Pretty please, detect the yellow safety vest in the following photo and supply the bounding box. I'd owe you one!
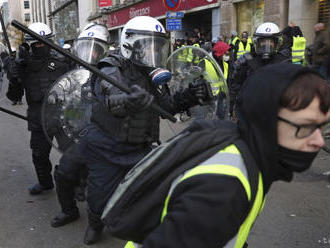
[291,36,306,64]
[229,36,239,47]
[187,43,201,63]
[177,45,188,62]
[237,38,253,59]
[203,58,228,96]
[125,144,265,248]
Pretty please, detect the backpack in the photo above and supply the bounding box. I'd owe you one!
[101,120,258,243]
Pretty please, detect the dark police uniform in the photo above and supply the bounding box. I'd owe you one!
[52,54,200,243]
[9,48,72,191]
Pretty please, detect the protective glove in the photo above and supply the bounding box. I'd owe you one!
[125,85,154,112]
[105,85,154,114]
[188,82,208,102]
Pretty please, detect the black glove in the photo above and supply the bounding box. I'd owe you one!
[188,82,208,102]
[125,85,154,112]
[105,93,127,116]
[105,85,153,114]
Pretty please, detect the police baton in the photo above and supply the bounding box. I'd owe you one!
[11,20,177,123]
[0,106,28,121]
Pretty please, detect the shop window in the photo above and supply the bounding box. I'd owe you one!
[319,0,330,23]
[236,0,264,36]
[24,1,30,9]
[25,13,31,22]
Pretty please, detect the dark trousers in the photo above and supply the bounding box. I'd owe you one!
[55,124,152,217]
[30,126,73,187]
[30,130,54,187]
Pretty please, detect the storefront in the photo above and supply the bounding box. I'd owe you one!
[102,0,220,43]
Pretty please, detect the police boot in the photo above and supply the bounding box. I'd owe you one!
[51,165,80,227]
[28,183,54,195]
[83,212,104,245]
[30,153,54,195]
[51,210,80,228]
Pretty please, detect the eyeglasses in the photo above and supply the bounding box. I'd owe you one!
[278,116,330,139]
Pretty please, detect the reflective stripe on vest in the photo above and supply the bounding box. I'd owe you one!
[204,58,227,96]
[292,36,306,63]
[237,38,252,59]
[160,144,265,248]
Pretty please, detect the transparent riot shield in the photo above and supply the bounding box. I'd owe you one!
[41,68,92,152]
[160,46,229,141]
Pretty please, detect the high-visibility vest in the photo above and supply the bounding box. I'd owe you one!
[204,58,228,96]
[125,144,265,248]
[186,43,200,64]
[177,45,188,62]
[237,38,253,59]
[291,36,306,64]
[229,36,239,47]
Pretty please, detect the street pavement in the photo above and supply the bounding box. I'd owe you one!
[0,76,330,248]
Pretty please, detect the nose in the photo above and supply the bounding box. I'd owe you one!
[309,129,325,148]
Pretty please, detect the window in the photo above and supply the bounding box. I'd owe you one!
[24,1,30,9]
[24,13,30,22]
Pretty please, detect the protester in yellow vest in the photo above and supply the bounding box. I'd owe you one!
[112,64,330,248]
[237,31,253,59]
[212,41,231,119]
[228,30,240,61]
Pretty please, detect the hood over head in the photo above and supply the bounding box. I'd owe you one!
[236,63,321,193]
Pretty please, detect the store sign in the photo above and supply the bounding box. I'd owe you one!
[166,18,182,31]
[99,0,112,8]
[106,0,218,28]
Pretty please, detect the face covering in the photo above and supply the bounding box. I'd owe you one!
[278,145,318,172]
[223,55,230,62]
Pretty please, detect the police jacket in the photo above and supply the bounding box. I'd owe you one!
[14,49,72,130]
[229,51,290,103]
[123,64,312,248]
[91,55,198,144]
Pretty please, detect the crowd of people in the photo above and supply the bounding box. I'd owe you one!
[173,21,330,119]
[0,16,330,248]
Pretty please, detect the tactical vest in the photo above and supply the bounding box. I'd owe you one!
[291,36,306,64]
[23,55,70,105]
[237,38,253,59]
[125,144,265,248]
[91,56,160,144]
[21,54,70,130]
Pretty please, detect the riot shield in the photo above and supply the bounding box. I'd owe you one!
[160,46,229,141]
[41,68,92,152]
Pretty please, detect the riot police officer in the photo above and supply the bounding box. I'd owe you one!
[50,16,208,245]
[7,22,73,195]
[229,22,291,117]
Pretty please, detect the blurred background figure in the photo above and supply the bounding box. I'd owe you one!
[312,23,330,80]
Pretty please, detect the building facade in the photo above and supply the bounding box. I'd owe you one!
[5,0,32,49]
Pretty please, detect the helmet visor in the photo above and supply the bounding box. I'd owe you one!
[130,34,170,68]
[73,39,109,65]
[255,38,275,55]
